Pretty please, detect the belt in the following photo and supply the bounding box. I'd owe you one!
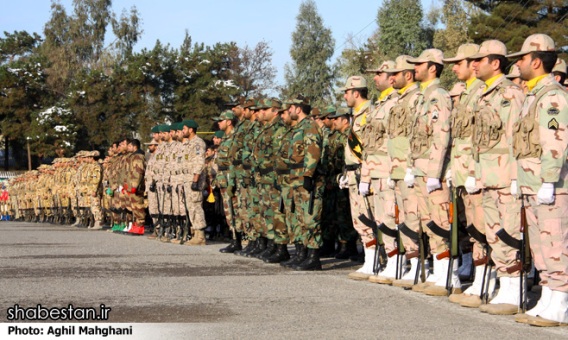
[242,164,252,170]
[232,160,242,166]
[259,167,274,175]
[289,164,304,170]
[275,169,290,175]
[345,164,361,171]
[218,165,229,171]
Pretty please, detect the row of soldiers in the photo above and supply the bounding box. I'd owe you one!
[209,33,567,327]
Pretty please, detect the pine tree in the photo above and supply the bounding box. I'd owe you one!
[283,0,336,106]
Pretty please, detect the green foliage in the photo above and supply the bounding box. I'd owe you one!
[284,0,336,107]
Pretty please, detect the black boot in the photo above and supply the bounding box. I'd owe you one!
[319,238,336,258]
[247,237,267,258]
[235,239,256,256]
[293,248,322,271]
[335,240,358,259]
[281,243,307,268]
[220,232,242,253]
[264,243,291,263]
[258,239,276,260]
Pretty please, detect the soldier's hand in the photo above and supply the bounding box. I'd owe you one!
[149,182,156,192]
[191,181,200,191]
[510,180,518,197]
[166,185,172,193]
[338,175,349,189]
[426,178,441,194]
[537,182,555,205]
[445,169,452,188]
[175,185,179,194]
[358,182,370,196]
[404,169,415,188]
[465,176,480,194]
[387,177,395,189]
[303,176,314,192]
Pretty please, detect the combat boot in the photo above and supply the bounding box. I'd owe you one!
[319,238,336,258]
[335,240,357,260]
[264,243,290,263]
[186,229,206,246]
[525,289,568,327]
[480,276,523,315]
[248,237,267,258]
[348,247,375,280]
[258,239,276,260]
[91,220,103,230]
[220,232,242,253]
[234,239,256,256]
[292,248,322,271]
[281,243,306,268]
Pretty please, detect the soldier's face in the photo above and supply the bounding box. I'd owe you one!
[243,108,252,119]
[323,117,333,129]
[343,90,356,107]
[516,53,535,81]
[152,132,159,141]
[232,105,243,117]
[472,57,495,81]
[281,110,292,125]
[452,59,473,81]
[373,72,390,91]
[413,62,428,82]
[391,72,405,89]
[218,120,227,131]
[289,105,300,121]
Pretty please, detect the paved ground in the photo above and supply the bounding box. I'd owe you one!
[0,222,566,339]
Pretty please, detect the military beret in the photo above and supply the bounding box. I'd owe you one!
[182,120,198,129]
[159,124,171,133]
[214,131,225,138]
[150,125,160,133]
[171,122,183,131]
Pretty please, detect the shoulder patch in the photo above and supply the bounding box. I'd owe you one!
[432,110,439,120]
[501,99,510,107]
[547,107,559,116]
[548,118,559,130]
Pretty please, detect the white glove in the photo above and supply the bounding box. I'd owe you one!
[339,175,349,189]
[387,177,395,189]
[445,169,452,188]
[537,182,555,205]
[117,185,123,193]
[358,182,370,196]
[510,180,518,197]
[426,177,442,193]
[465,176,480,194]
[404,168,415,188]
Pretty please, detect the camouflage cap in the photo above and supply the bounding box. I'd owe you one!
[144,139,159,146]
[505,64,521,79]
[366,60,396,73]
[38,164,49,170]
[242,98,255,109]
[552,58,567,74]
[320,105,337,118]
[266,98,283,110]
[443,43,480,63]
[338,76,367,92]
[507,34,556,58]
[407,49,444,65]
[310,107,321,118]
[468,40,507,59]
[449,82,466,97]
[90,150,100,157]
[212,110,236,121]
[384,55,415,73]
[214,130,225,138]
[327,107,351,119]
[285,94,311,106]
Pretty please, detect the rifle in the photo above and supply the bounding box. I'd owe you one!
[394,198,406,280]
[519,196,531,312]
[359,194,387,274]
[181,185,191,243]
[445,186,460,294]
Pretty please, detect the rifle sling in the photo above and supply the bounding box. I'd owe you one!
[496,228,522,250]
[426,220,451,239]
[466,224,487,245]
[398,223,419,241]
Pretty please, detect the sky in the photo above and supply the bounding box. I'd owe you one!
[1,0,437,85]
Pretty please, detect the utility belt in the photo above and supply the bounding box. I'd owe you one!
[218,165,229,171]
[289,164,304,170]
[232,160,242,166]
[259,167,274,175]
[345,164,361,171]
[275,169,290,175]
[242,164,252,170]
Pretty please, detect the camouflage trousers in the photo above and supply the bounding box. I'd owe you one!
[219,188,240,237]
[171,184,184,217]
[182,182,206,230]
[347,170,374,245]
[415,176,450,255]
[370,178,397,253]
[321,186,356,244]
[160,184,174,216]
[90,195,102,221]
[147,188,160,221]
[235,184,252,238]
[127,193,145,224]
[394,179,420,254]
[258,183,282,240]
[525,194,568,292]
[483,187,521,277]
[248,184,262,239]
[460,189,486,261]
[289,182,323,249]
[275,178,293,245]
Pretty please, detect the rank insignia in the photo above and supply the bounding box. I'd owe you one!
[547,107,559,116]
[430,98,438,105]
[548,118,559,130]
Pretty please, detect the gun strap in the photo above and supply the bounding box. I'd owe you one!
[378,223,398,238]
[398,223,419,241]
[426,220,451,239]
[496,228,521,250]
[465,224,487,245]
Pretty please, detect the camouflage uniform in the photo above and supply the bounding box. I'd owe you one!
[241,118,262,241]
[182,134,207,231]
[126,149,146,227]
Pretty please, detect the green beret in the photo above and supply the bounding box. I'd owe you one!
[171,122,183,131]
[182,119,198,129]
[160,124,171,133]
[214,130,225,138]
[150,125,160,133]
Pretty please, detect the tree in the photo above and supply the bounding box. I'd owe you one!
[283,0,336,106]
[372,0,432,59]
[231,41,277,98]
[466,0,568,56]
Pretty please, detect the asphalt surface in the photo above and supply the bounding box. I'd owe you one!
[0,221,566,339]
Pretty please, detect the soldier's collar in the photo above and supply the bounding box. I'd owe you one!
[525,73,549,92]
[465,77,477,90]
[378,87,395,101]
[483,74,503,92]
